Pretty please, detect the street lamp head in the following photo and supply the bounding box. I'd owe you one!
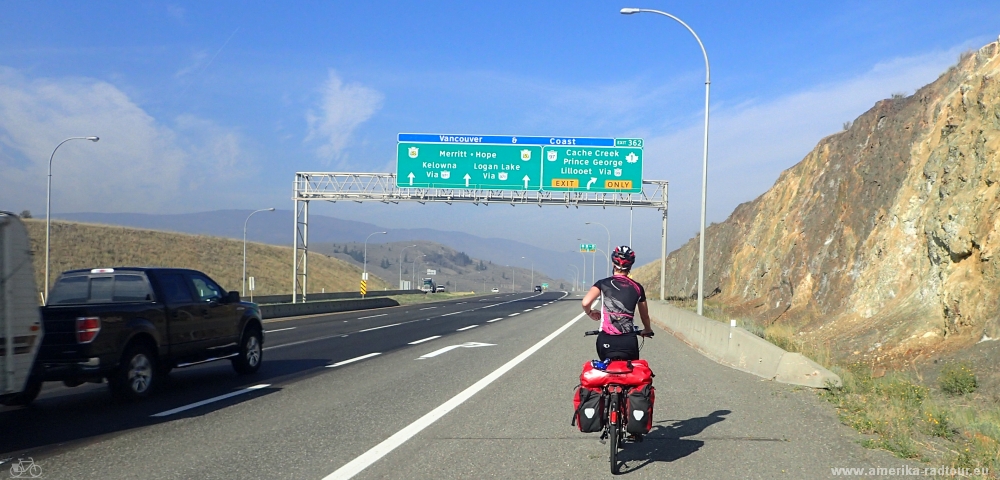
[620,8,641,14]
[266,207,275,211]
[87,136,99,142]
[379,231,387,235]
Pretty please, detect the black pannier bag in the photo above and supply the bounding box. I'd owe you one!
[572,385,605,433]
[625,383,655,434]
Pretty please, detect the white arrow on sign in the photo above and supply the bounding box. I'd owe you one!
[407,172,415,186]
[586,177,597,190]
[522,175,530,189]
[463,173,471,187]
[417,341,495,359]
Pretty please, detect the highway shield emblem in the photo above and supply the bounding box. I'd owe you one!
[520,149,532,161]
[547,150,558,161]
[440,171,451,180]
[498,172,508,181]
[408,147,419,158]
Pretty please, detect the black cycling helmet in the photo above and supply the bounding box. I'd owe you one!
[611,245,636,270]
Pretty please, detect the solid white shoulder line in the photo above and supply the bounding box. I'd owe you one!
[321,312,585,480]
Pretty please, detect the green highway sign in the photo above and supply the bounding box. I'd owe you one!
[580,243,596,252]
[396,143,542,190]
[541,283,549,288]
[542,146,642,193]
[395,134,643,192]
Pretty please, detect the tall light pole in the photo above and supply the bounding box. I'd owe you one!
[520,256,534,289]
[586,221,611,277]
[411,254,426,288]
[577,239,588,290]
[362,231,387,297]
[45,136,99,303]
[568,264,580,291]
[621,7,711,315]
[596,248,610,281]
[243,207,275,296]
[399,244,417,289]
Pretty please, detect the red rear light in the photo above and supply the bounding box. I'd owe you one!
[77,317,101,343]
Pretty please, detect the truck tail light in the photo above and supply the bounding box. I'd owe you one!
[76,317,101,343]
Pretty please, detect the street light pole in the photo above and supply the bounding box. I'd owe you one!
[520,256,533,289]
[621,7,711,315]
[586,222,611,277]
[568,264,580,291]
[399,244,417,289]
[362,231,387,297]
[411,254,426,288]
[44,136,99,303]
[243,207,275,296]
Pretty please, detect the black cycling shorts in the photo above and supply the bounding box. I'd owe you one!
[596,331,640,361]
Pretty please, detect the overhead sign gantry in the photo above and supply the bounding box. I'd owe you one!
[293,133,667,304]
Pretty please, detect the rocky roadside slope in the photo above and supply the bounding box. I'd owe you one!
[635,40,1000,371]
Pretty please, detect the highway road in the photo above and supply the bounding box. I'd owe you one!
[1,291,909,479]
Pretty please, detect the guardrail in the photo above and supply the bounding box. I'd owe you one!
[252,289,422,305]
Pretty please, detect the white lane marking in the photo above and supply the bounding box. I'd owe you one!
[152,384,270,417]
[417,341,495,359]
[523,309,532,312]
[456,325,478,331]
[533,306,541,309]
[486,318,503,323]
[327,352,381,368]
[419,306,437,310]
[264,327,296,333]
[508,313,520,317]
[441,311,461,317]
[408,336,441,345]
[357,313,388,320]
[457,302,466,304]
[324,313,584,479]
[358,322,402,333]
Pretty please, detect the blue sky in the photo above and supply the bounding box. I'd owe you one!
[2,1,999,267]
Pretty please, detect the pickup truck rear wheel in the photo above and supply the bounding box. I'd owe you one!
[232,325,262,375]
[109,343,157,401]
[0,377,42,407]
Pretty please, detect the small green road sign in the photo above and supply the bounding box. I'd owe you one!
[580,243,596,252]
[541,283,549,288]
[397,143,543,190]
[541,146,642,193]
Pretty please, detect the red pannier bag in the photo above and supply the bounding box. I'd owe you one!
[580,359,653,389]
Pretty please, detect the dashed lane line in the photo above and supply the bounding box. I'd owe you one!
[358,323,403,333]
[264,327,296,333]
[408,336,441,345]
[327,352,382,368]
[357,313,388,320]
[456,325,478,331]
[486,318,503,323]
[151,384,270,417]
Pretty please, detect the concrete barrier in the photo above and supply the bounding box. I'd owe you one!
[646,301,841,388]
[252,290,422,305]
[259,297,399,319]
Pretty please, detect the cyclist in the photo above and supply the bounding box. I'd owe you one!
[581,245,653,361]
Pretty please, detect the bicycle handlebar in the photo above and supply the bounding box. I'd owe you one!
[584,329,654,338]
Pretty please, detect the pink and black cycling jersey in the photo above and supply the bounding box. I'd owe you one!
[593,275,646,335]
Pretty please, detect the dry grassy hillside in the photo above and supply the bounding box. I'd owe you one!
[23,219,389,298]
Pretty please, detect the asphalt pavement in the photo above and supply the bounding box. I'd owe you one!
[0,291,911,479]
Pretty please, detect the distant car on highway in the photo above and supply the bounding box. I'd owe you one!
[534,285,543,292]
[29,267,264,404]
[434,285,446,293]
[491,287,499,293]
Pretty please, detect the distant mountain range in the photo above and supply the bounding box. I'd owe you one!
[55,210,600,284]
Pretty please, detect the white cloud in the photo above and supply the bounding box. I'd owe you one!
[641,45,969,250]
[0,67,248,214]
[305,70,384,163]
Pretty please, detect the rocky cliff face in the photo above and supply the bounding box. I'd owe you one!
[637,41,1000,364]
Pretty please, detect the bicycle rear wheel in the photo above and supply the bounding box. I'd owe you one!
[609,395,620,474]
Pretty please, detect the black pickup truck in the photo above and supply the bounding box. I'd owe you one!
[23,267,263,404]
